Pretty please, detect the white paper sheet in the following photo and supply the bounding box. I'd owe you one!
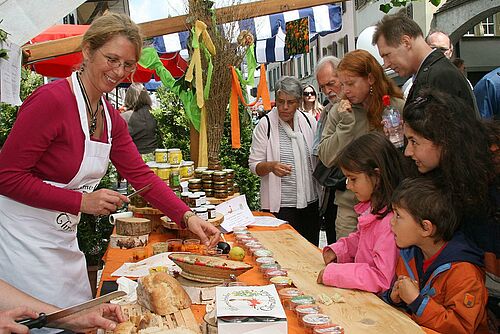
[248,216,287,227]
[216,195,255,233]
[0,39,22,106]
[111,252,182,277]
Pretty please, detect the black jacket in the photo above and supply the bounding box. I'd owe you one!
[407,50,479,118]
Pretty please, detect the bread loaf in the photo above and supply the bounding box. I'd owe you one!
[113,321,137,334]
[137,272,192,315]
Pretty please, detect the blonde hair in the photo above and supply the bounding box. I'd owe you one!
[82,12,143,61]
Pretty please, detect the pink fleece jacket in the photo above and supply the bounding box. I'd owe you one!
[322,201,398,293]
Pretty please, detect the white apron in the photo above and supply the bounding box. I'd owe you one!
[0,72,112,308]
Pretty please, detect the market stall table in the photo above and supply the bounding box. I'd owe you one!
[97,213,432,334]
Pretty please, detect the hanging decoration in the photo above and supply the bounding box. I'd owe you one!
[229,63,271,148]
[185,20,216,167]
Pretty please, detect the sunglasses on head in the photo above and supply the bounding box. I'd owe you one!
[303,91,316,97]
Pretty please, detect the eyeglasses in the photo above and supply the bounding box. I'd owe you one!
[98,49,137,73]
[303,91,316,97]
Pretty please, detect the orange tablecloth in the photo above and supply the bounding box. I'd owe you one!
[98,213,436,334]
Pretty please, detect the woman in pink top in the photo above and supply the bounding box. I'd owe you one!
[0,13,219,314]
[317,132,408,293]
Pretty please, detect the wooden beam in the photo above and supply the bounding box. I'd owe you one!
[23,0,340,63]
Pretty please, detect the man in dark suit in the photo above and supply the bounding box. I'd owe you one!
[372,13,479,118]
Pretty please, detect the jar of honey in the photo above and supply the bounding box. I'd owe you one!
[155,149,168,163]
[188,194,200,208]
[194,167,207,178]
[222,168,234,180]
[213,182,227,190]
[213,189,227,199]
[180,161,194,178]
[156,163,171,180]
[188,178,203,192]
[168,148,183,165]
[146,161,158,175]
[180,191,191,205]
[205,204,216,219]
[194,191,206,205]
[212,171,227,182]
[202,170,214,181]
[194,207,208,220]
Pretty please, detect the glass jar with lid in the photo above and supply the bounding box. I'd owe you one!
[157,163,171,181]
[188,178,203,192]
[155,148,168,163]
[213,189,227,199]
[180,161,195,178]
[222,168,234,180]
[202,170,214,181]
[167,148,183,165]
[212,170,227,182]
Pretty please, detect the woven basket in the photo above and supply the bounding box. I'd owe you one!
[168,253,252,280]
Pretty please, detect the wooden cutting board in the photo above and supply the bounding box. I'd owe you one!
[252,229,424,334]
[111,303,201,334]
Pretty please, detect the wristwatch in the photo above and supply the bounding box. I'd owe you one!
[180,211,196,229]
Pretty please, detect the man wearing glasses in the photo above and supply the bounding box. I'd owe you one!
[373,13,479,118]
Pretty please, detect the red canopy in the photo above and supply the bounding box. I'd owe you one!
[29,24,187,82]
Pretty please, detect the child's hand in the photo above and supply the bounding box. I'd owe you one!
[396,276,419,304]
[323,248,337,264]
[317,269,325,284]
[390,282,402,304]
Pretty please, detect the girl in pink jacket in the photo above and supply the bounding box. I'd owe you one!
[317,132,408,293]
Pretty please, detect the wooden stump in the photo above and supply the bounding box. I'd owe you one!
[116,217,152,236]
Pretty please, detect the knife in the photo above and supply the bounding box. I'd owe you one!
[127,183,153,200]
[17,290,126,329]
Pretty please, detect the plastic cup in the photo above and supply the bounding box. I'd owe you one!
[184,238,201,253]
[167,238,183,252]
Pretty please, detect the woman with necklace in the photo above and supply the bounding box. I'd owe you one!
[0,13,220,318]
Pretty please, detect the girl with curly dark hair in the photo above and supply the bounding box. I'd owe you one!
[403,90,499,322]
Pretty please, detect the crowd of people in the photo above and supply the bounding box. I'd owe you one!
[249,12,498,334]
[0,9,497,334]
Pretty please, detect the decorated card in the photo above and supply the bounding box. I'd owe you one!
[216,285,286,318]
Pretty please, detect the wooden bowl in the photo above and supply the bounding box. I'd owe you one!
[168,253,252,280]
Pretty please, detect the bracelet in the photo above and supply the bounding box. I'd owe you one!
[180,211,196,229]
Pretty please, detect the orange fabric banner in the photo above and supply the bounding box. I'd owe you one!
[229,64,271,148]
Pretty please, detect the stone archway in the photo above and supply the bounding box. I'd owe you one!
[432,0,500,43]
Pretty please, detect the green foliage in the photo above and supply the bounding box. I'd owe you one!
[153,86,261,210]
[0,68,43,146]
[77,165,117,267]
[379,0,441,13]
[152,86,192,160]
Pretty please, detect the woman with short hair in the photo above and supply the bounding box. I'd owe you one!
[249,76,320,245]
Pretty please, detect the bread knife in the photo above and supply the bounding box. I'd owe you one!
[17,290,126,329]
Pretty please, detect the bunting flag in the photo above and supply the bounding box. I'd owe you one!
[230,64,271,148]
[153,4,342,64]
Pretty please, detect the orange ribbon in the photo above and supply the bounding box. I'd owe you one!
[229,64,271,148]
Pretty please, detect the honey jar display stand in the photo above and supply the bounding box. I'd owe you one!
[205,192,240,205]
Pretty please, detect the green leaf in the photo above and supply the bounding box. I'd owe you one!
[430,0,441,6]
[380,3,393,13]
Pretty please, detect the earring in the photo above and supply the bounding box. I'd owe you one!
[369,85,373,95]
